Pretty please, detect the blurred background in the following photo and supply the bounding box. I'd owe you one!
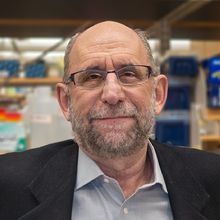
[1,0,220,154]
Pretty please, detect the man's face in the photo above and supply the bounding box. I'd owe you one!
[57,22,167,159]
[69,88,156,159]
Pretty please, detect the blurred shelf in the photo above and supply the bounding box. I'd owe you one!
[0,77,62,86]
[200,134,220,142]
[0,94,26,102]
[0,151,8,155]
[0,94,26,107]
[203,108,220,121]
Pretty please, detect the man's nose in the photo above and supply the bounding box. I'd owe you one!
[100,73,126,105]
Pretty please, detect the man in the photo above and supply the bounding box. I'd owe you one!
[0,21,220,220]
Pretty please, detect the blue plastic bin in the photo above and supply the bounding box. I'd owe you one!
[164,86,191,110]
[155,119,189,146]
[161,56,198,77]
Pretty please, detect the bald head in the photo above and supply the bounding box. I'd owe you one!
[75,21,141,47]
[63,21,157,82]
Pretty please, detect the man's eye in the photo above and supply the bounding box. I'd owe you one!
[118,67,145,84]
[119,70,140,80]
[121,71,137,77]
[86,72,102,80]
[88,73,102,80]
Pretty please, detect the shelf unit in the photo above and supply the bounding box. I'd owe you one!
[200,134,220,142]
[0,94,26,102]
[203,108,220,121]
[191,67,220,152]
[0,77,62,86]
[0,77,64,153]
[0,94,26,107]
[200,108,220,151]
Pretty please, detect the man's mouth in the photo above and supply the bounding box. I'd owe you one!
[91,116,135,126]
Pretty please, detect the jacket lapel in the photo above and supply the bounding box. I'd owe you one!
[18,141,78,220]
[152,140,210,220]
[17,138,210,220]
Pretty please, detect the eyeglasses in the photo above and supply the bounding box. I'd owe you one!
[64,65,155,89]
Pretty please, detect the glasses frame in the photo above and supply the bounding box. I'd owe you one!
[64,64,155,87]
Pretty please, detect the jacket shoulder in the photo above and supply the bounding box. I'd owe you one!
[0,139,75,185]
[152,139,220,182]
[0,139,77,219]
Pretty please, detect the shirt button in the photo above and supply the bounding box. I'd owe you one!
[104,178,109,183]
[123,207,128,215]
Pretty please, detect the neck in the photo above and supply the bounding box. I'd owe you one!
[89,146,153,199]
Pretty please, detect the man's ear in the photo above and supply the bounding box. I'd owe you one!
[154,75,168,115]
[56,83,70,121]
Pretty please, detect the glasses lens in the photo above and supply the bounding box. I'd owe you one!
[69,65,152,88]
[118,65,150,85]
[74,69,104,88]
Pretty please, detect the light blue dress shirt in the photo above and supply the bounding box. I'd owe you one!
[72,141,173,219]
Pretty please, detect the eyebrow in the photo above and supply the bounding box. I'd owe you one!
[84,65,103,70]
[116,63,134,69]
[85,62,135,70]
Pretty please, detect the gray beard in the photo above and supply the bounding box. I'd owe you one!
[69,96,156,159]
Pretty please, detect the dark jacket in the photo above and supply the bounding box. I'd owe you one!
[0,139,220,220]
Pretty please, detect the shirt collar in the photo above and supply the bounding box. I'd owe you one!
[76,141,168,193]
[148,140,168,193]
[75,148,103,190]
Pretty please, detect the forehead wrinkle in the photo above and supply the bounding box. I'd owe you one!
[69,26,148,72]
[76,41,138,58]
[72,42,146,67]
[70,52,144,72]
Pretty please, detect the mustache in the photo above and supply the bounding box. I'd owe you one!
[88,102,138,121]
